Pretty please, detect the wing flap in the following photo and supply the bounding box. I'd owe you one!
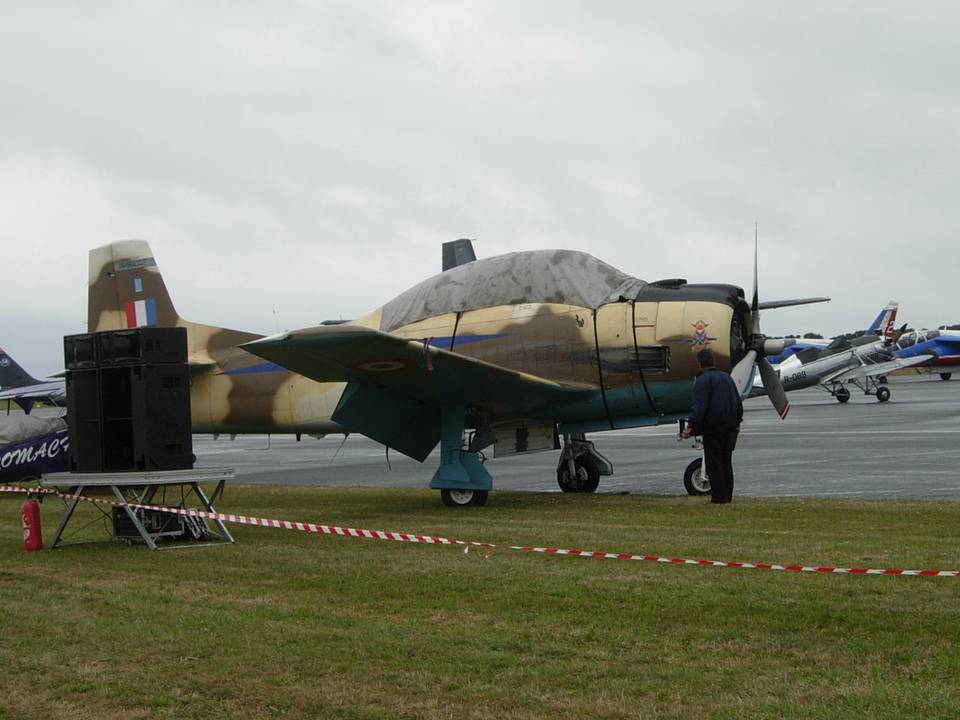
[333,382,440,461]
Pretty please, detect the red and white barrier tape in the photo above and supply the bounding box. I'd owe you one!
[2,485,958,577]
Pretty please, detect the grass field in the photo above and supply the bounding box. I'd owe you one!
[2,486,959,719]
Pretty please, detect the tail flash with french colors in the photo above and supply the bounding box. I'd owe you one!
[88,240,182,333]
[865,301,898,338]
[87,240,261,363]
[881,303,898,340]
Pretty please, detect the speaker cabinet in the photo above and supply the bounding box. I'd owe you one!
[65,328,192,473]
[98,364,192,471]
[67,369,103,472]
[64,334,98,370]
[98,327,187,366]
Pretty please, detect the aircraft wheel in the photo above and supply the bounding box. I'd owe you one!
[835,387,851,403]
[557,457,600,493]
[683,458,710,496]
[440,489,488,507]
[876,386,891,402]
[941,373,952,381]
[878,376,888,384]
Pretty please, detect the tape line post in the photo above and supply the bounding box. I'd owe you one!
[2,485,958,577]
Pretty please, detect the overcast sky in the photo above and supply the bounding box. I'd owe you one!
[2,2,958,376]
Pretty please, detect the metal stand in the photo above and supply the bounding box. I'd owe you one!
[40,468,235,550]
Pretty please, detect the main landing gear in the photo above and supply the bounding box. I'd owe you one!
[556,433,613,493]
[824,377,890,403]
[941,372,952,381]
[440,488,488,507]
[430,404,492,508]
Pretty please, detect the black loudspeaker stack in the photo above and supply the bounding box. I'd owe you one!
[65,328,193,472]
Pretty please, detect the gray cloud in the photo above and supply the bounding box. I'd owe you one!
[2,1,958,374]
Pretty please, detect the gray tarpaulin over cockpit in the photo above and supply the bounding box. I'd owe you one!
[380,249,648,332]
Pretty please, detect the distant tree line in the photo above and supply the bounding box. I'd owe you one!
[775,323,960,341]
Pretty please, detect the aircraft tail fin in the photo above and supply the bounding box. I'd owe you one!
[88,240,184,333]
[0,347,44,389]
[88,240,260,361]
[866,301,898,337]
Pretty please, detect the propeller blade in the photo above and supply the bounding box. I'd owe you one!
[758,356,790,419]
[730,349,758,396]
[758,297,830,310]
[751,227,761,335]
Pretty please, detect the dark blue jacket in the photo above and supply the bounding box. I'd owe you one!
[688,367,743,436]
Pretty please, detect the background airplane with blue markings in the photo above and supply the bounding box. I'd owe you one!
[750,303,927,403]
[765,301,899,364]
[0,346,66,414]
[890,328,960,381]
[90,239,826,506]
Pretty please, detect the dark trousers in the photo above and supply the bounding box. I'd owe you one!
[703,428,738,503]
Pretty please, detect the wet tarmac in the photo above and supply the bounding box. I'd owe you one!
[190,374,960,500]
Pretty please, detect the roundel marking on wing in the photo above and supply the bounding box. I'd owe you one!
[350,359,417,373]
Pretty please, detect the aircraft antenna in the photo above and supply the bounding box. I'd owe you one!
[328,434,349,466]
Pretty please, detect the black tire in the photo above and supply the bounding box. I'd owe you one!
[876,385,890,402]
[878,376,888,384]
[941,373,952,381]
[835,387,851,403]
[556,456,601,493]
[683,458,710,496]
[440,489,488,507]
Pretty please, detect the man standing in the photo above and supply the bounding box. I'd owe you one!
[680,349,743,504]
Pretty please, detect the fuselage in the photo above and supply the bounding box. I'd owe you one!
[186,293,746,435]
[89,241,750,438]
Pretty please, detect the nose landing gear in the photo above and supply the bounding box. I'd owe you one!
[556,434,612,493]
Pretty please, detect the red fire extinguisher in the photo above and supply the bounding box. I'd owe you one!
[21,498,43,552]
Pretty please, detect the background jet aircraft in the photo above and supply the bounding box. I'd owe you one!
[90,239,824,505]
[890,328,960,380]
[0,347,66,414]
[766,301,899,364]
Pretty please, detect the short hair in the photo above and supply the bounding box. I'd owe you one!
[697,349,716,367]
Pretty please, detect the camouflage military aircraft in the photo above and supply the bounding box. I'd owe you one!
[89,239,824,506]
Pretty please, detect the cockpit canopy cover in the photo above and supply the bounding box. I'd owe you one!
[380,249,647,332]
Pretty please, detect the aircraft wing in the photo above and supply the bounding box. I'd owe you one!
[828,355,930,383]
[241,326,595,460]
[0,381,67,413]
